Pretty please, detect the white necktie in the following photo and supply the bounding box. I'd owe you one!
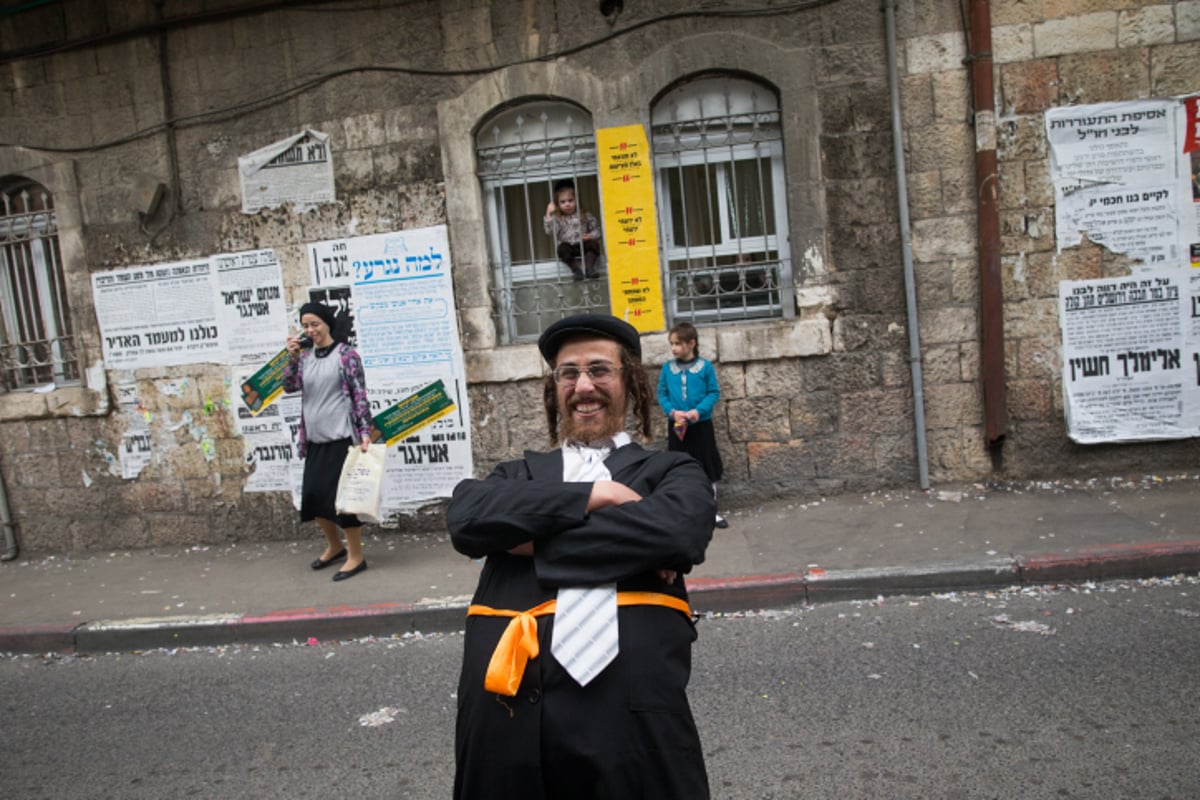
[551,444,619,686]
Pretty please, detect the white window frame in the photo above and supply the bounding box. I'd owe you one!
[476,102,611,344]
[652,76,794,325]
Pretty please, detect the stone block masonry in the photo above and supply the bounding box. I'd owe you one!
[0,0,1196,553]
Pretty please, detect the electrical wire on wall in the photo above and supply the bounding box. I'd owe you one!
[0,0,841,155]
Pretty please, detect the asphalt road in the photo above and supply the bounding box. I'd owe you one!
[3,577,1198,799]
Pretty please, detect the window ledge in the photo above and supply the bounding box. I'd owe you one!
[0,383,108,421]
[465,344,546,384]
[715,318,833,364]
[465,318,834,385]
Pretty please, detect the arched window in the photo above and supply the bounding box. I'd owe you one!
[476,101,610,343]
[0,177,77,390]
[652,75,793,324]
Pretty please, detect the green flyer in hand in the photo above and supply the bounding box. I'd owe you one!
[239,348,291,416]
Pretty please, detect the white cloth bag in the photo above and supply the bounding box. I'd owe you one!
[335,443,387,521]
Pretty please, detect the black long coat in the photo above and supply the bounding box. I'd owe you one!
[447,443,715,800]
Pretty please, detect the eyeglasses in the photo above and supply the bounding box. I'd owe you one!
[552,362,621,386]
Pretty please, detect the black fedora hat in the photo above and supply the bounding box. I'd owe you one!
[537,314,641,363]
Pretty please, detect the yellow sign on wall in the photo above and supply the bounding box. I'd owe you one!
[596,124,665,333]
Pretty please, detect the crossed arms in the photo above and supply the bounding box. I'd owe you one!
[447,450,714,587]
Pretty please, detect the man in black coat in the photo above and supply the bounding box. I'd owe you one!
[448,314,714,800]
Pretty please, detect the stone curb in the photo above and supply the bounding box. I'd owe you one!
[0,622,78,655]
[1017,540,1200,583]
[688,573,807,612]
[802,558,1019,603]
[3,542,1198,655]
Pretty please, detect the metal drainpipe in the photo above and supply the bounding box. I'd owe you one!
[0,471,17,561]
[969,0,1007,450]
[884,0,930,490]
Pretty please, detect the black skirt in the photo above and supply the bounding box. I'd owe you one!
[667,417,723,483]
[300,437,363,528]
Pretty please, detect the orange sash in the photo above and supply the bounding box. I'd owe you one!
[467,592,691,696]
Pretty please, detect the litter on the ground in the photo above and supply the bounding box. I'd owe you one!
[358,706,406,727]
[990,614,1055,635]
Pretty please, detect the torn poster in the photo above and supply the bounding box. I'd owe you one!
[238,129,335,214]
[1046,99,1183,268]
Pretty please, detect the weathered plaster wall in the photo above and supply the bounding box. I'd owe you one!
[986,0,1200,474]
[0,0,1196,552]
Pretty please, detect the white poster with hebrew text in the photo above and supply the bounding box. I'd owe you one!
[213,249,288,367]
[239,129,334,214]
[92,259,222,369]
[1047,99,1182,268]
[1059,269,1197,443]
[346,226,473,508]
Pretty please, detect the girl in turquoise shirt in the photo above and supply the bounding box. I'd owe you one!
[657,322,727,528]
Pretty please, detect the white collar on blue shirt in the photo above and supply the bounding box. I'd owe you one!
[667,358,705,375]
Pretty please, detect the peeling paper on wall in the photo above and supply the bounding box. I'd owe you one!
[112,381,149,479]
[803,243,826,277]
[166,410,193,432]
[166,408,215,460]
[119,411,153,480]
[95,440,121,478]
[238,129,334,214]
[114,381,137,407]
[1045,99,1183,268]
[86,361,107,391]
[156,378,189,397]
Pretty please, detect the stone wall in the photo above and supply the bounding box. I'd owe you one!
[987,0,1200,474]
[0,0,1196,552]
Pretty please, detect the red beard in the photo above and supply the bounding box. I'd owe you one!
[560,395,626,443]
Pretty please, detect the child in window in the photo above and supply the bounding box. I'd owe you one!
[657,321,728,528]
[543,178,602,281]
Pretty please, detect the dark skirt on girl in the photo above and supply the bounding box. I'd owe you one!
[667,417,723,483]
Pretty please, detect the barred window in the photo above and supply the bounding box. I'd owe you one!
[652,76,793,324]
[0,177,77,390]
[477,101,610,344]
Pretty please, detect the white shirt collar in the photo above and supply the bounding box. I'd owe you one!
[563,431,631,453]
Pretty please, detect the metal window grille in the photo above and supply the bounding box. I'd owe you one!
[652,77,793,325]
[0,178,78,390]
[477,102,611,344]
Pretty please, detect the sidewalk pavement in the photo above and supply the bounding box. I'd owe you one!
[2,475,1198,655]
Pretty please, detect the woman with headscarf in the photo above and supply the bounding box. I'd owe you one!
[282,302,373,581]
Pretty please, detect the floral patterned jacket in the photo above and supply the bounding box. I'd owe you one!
[281,343,372,458]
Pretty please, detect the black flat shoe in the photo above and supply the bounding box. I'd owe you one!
[714,515,729,529]
[310,549,348,570]
[332,560,367,582]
